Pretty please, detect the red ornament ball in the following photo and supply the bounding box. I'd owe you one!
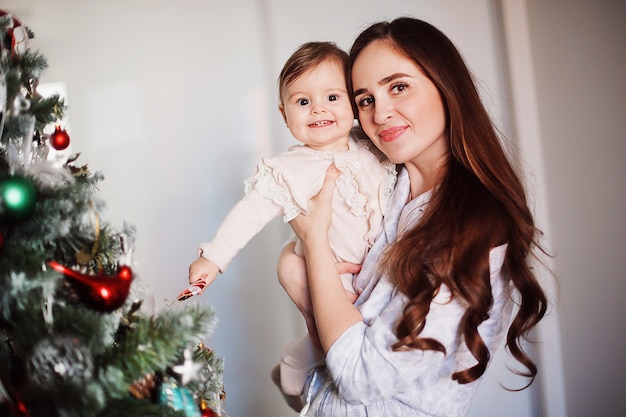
[200,398,220,417]
[50,126,70,150]
[201,408,219,417]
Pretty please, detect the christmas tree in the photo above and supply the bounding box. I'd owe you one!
[0,10,225,417]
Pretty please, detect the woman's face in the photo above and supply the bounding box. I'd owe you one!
[351,40,449,169]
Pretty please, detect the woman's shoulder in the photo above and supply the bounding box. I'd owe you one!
[489,243,508,271]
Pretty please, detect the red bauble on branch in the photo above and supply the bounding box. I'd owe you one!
[200,398,221,417]
[48,261,133,311]
[0,374,30,417]
[49,126,70,151]
[201,408,219,417]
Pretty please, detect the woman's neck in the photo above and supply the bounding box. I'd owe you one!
[404,155,448,200]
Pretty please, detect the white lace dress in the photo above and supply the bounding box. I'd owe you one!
[198,135,397,293]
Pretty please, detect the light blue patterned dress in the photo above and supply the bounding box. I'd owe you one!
[301,167,513,417]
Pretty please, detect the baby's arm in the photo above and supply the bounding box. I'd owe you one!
[186,187,283,295]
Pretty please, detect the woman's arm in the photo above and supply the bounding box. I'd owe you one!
[288,165,363,353]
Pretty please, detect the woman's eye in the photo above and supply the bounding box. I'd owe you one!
[357,96,374,108]
[297,98,310,106]
[390,82,408,94]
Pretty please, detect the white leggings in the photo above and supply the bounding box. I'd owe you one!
[279,334,325,396]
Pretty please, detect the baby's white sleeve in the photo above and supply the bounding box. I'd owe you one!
[198,188,282,272]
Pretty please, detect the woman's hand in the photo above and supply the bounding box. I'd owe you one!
[288,164,341,244]
[288,164,363,352]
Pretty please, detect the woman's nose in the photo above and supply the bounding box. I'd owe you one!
[374,106,393,125]
[373,101,393,124]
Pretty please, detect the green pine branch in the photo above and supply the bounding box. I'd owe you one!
[0,12,224,416]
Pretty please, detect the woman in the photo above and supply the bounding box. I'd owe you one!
[279,17,547,416]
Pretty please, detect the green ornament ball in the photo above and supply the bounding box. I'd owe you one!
[0,176,37,221]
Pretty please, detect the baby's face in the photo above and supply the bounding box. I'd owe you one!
[279,60,354,151]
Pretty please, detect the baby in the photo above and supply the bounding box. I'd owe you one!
[186,41,396,399]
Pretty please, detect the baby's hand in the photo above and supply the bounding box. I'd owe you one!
[170,279,208,305]
[167,258,221,307]
[188,257,220,291]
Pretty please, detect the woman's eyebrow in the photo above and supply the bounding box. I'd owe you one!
[381,73,410,84]
[353,73,411,96]
[353,87,368,97]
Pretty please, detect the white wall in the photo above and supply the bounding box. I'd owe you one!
[1,1,573,416]
[523,1,626,416]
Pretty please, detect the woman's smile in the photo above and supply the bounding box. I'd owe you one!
[378,125,408,142]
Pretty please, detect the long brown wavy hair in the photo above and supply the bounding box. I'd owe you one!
[348,17,547,386]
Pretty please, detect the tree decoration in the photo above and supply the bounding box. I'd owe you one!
[159,378,201,417]
[0,175,37,221]
[49,126,70,151]
[128,372,156,400]
[29,131,50,163]
[0,377,29,417]
[48,261,133,312]
[201,408,219,417]
[166,278,207,307]
[0,10,225,417]
[25,336,93,389]
[200,398,221,417]
[0,10,29,57]
[172,349,203,386]
[0,68,6,139]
